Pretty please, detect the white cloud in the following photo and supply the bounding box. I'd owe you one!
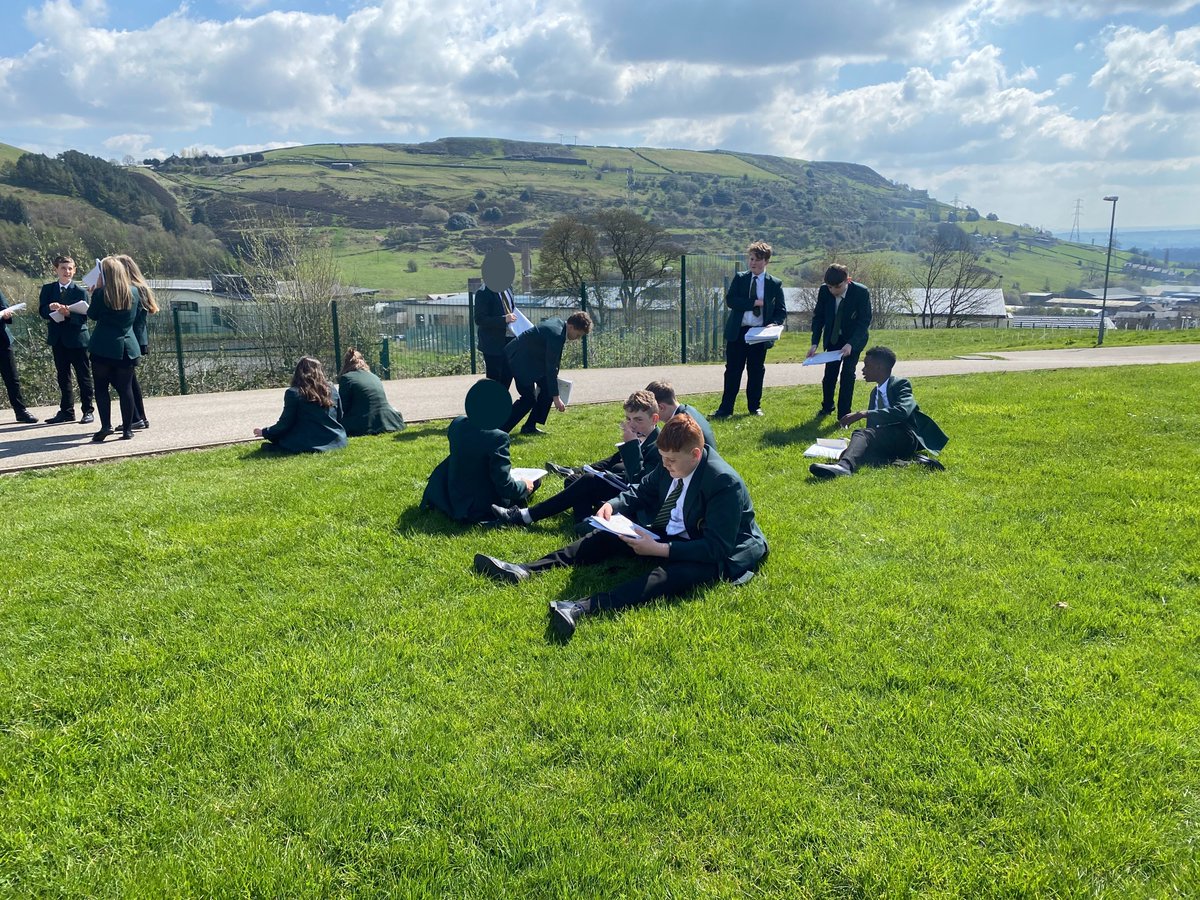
[1090,24,1200,114]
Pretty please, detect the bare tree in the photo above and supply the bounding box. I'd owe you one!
[907,231,998,328]
[843,255,910,330]
[593,209,681,326]
[534,214,604,310]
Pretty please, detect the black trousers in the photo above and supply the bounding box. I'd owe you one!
[130,345,148,422]
[524,530,721,612]
[717,328,770,413]
[0,345,31,414]
[504,377,552,432]
[90,354,138,430]
[482,352,513,390]
[822,344,861,417]
[529,473,619,523]
[839,424,917,472]
[52,344,94,413]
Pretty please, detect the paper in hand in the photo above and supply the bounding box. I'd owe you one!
[510,308,534,337]
[67,300,89,314]
[81,259,101,290]
[2,302,26,314]
[585,513,660,542]
[803,349,844,366]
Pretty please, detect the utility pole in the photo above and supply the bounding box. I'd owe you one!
[1069,199,1082,243]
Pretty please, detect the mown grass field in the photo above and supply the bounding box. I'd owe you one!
[2,364,1198,897]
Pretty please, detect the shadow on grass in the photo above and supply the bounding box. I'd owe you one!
[393,504,480,536]
[759,411,843,448]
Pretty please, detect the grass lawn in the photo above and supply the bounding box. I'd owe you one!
[770,326,1200,362]
[2,364,1198,897]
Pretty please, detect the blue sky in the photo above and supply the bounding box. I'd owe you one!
[1,0,1198,232]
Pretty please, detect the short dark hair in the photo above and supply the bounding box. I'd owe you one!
[864,345,897,370]
[823,264,849,286]
[644,380,676,405]
[567,311,592,334]
[657,414,704,452]
[53,255,74,268]
[747,240,772,261]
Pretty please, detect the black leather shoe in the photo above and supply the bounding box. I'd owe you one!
[119,429,134,440]
[710,409,733,420]
[15,411,38,424]
[549,600,588,638]
[80,411,95,424]
[520,425,547,435]
[45,410,75,424]
[817,406,835,417]
[91,427,113,443]
[809,462,851,479]
[132,418,149,430]
[488,504,528,527]
[914,455,946,472]
[545,461,578,478]
[750,408,764,416]
[473,553,530,583]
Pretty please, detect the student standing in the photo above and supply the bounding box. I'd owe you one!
[118,255,157,429]
[475,282,517,389]
[807,263,872,418]
[712,241,786,418]
[39,255,94,424]
[502,311,591,435]
[0,289,37,423]
[86,257,142,442]
[253,357,347,453]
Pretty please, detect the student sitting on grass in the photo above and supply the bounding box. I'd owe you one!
[253,356,347,453]
[491,389,661,527]
[809,345,948,479]
[337,348,406,436]
[473,415,768,640]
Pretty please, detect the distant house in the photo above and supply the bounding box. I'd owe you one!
[902,288,1008,328]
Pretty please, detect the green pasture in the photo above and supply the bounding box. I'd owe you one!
[2,363,1198,896]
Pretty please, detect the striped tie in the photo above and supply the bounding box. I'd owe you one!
[652,478,684,531]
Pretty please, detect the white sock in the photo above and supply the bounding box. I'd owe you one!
[520,509,533,524]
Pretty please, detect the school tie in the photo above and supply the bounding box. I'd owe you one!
[652,478,684,531]
[500,289,512,314]
[832,291,845,341]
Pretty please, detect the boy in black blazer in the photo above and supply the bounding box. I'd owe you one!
[808,263,871,419]
[38,255,95,424]
[501,311,591,434]
[0,290,37,423]
[474,283,517,389]
[713,241,786,418]
[810,346,948,478]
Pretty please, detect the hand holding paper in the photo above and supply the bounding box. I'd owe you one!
[803,349,844,366]
[81,259,101,290]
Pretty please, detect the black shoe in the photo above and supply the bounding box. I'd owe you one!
[15,410,38,424]
[488,504,528,527]
[520,425,547,435]
[132,418,149,430]
[45,410,75,424]
[750,408,764,417]
[80,411,95,424]
[91,427,113,443]
[549,600,588,639]
[809,462,851,479]
[817,406,835,417]
[710,409,733,420]
[473,553,530,584]
[545,461,578,478]
[914,455,946,472]
[119,429,134,440]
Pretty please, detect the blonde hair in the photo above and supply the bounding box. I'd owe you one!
[117,254,159,314]
[99,256,134,311]
[340,347,370,375]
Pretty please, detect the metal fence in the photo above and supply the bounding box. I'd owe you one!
[2,254,745,405]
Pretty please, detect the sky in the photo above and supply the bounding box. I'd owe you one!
[1,0,1198,233]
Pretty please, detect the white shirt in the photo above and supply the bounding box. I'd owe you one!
[664,468,697,537]
[741,273,765,327]
[873,379,890,410]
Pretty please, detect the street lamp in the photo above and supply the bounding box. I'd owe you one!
[1098,195,1118,345]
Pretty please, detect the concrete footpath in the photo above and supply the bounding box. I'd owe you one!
[2,343,1199,474]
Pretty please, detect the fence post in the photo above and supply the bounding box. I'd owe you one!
[379,337,391,379]
[331,300,342,368]
[679,254,688,364]
[579,281,589,369]
[171,304,188,395]
[467,288,478,375]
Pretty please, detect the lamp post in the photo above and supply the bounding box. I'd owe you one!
[1098,195,1118,345]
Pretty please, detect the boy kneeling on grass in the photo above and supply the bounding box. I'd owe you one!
[809,346,948,479]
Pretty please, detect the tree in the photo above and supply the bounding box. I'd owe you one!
[534,214,604,306]
[908,234,998,328]
[593,209,681,325]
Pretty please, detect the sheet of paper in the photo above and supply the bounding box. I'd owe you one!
[510,308,533,337]
[81,260,101,290]
[2,303,26,314]
[582,464,629,492]
[803,349,844,366]
[67,299,90,314]
[49,310,65,322]
[803,438,849,459]
[744,324,783,344]
[557,377,572,406]
[511,467,547,484]
[585,513,660,542]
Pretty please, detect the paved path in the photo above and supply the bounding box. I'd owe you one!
[3,343,1198,474]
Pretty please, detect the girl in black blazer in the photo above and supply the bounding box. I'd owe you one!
[253,357,348,453]
[118,255,158,430]
[87,256,142,442]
